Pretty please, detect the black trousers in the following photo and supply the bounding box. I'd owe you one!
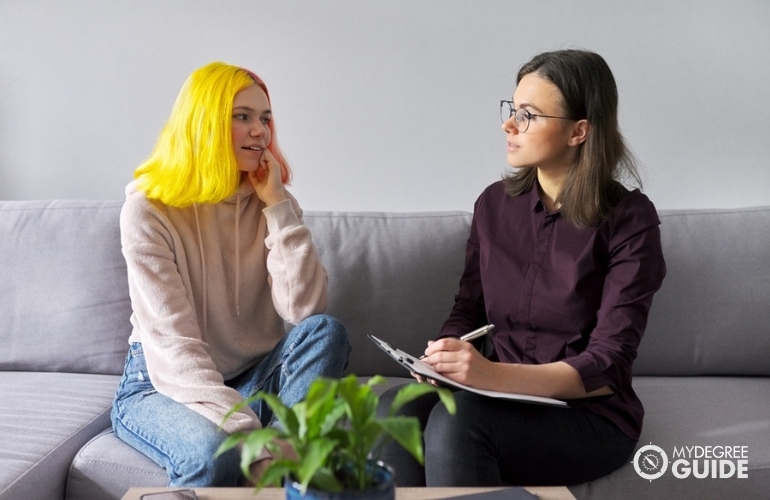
[376,386,636,487]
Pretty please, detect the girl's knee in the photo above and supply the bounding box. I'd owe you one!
[299,314,350,351]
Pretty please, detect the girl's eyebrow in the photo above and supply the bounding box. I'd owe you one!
[232,106,272,116]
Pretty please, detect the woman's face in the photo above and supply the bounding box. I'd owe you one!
[231,84,272,173]
[502,73,582,174]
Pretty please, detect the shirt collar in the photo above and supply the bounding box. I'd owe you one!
[530,181,561,217]
[527,183,546,213]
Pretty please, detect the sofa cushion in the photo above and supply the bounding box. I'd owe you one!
[0,201,132,375]
[304,211,472,377]
[636,207,770,376]
[570,376,770,499]
[66,430,167,500]
[65,376,416,500]
[0,371,118,500]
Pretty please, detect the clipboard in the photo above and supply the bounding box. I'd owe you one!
[368,334,568,407]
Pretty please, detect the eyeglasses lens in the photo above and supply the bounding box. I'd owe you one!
[514,108,530,132]
[500,102,529,132]
[500,101,513,123]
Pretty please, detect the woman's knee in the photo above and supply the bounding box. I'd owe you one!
[424,391,479,450]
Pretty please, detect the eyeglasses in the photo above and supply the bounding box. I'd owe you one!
[500,100,574,133]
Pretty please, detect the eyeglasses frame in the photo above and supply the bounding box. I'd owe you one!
[499,100,575,132]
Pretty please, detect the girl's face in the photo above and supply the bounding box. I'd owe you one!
[231,84,272,173]
[502,73,584,175]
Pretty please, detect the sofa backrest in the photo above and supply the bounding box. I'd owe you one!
[303,212,472,377]
[2,200,768,379]
[634,206,770,376]
[312,208,770,378]
[0,201,131,375]
[0,201,471,378]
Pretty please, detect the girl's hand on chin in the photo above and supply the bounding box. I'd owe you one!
[248,149,287,206]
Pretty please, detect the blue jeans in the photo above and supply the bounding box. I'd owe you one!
[111,314,350,487]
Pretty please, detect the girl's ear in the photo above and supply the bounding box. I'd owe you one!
[568,119,590,146]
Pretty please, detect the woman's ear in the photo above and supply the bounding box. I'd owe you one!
[568,119,590,146]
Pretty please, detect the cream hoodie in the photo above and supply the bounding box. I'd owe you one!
[120,179,328,434]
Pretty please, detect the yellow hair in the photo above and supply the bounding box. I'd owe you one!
[134,62,290,207]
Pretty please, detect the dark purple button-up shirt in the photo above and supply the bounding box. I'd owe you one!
[438,181,666,440]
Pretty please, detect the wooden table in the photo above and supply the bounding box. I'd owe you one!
[123,486,576,499]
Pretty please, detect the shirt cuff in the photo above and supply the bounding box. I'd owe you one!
[237,443,273,464]
[263,199,301,235]
[562,355,614,393]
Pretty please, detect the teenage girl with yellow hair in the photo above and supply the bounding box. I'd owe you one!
[111,62,350,486]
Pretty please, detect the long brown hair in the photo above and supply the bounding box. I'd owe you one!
[503,50,641,227]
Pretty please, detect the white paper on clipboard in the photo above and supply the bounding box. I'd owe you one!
[368,334,568,407]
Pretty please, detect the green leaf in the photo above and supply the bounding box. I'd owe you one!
[218,392,263,430]
[292,401,309,440]
[353,421,384,462]
[338,376,378,429]
[305,378,339,417]
[389,383,456,416]
[239,428,282,478]
[295,438,339,490]
[308,467,343,493]
[366,375,387,387]
[436,387,457,415]
[297,378,345,442]
[378,415,424,464]
[318,399,348,436]
[215,431,248,457]
[259,392,299,435]
[256,459,296,489]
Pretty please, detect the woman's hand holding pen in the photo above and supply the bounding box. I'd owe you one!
[421,337,494,388]
[248,149,287,206]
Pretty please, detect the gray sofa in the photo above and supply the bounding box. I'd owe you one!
[1,200,769,500]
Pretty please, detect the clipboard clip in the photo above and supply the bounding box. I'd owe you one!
[367,334,395,352]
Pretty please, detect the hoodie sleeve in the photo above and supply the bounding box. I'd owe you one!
[120,189,262,436]
[262,193,329,325]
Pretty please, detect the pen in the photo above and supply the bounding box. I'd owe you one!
[420,324,495,359]
[460,324,495,342]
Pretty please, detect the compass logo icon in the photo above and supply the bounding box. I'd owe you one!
[633,443,668,481]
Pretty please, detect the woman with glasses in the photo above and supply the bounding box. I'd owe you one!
[379,49,666,486]
[111,62,350,487]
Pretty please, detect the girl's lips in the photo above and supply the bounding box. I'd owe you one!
[507,142,520,152]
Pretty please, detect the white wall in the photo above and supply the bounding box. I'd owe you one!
[1,0,768,212]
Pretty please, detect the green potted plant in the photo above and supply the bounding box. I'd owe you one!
[217,374,455,498]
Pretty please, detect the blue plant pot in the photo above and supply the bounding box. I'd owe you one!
[285,461,395,500]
